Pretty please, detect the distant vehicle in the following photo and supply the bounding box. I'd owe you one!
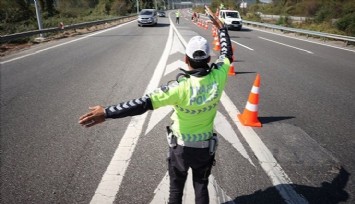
[219,10,243,31]
[138,9,158,26]
[157,10,166,17]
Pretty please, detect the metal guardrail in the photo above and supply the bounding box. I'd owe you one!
[243,20,355,45]
[259,14,311,22]
[2,15,355,46]
[0,14,137,43]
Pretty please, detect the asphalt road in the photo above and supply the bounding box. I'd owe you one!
[1,10,354,204]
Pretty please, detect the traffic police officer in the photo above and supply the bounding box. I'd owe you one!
[79,6,233,204]
[175,10,181,24]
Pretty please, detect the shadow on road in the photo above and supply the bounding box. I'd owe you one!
[223,167,350,204]
[140,23,170,28]
[235,71,256,75]
[230,28,253,32]
[259,116,295,124]
[156,23,170,27]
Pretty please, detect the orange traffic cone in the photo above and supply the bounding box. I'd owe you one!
[228,63,236,76]
[213,40,220,51]
[213,36,218,44]
[237,74,262,127]
[204,22,208,30]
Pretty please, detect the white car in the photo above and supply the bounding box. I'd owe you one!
[219,10,243,31]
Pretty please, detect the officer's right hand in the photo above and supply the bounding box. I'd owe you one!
[79,105,106,128]
[205,6,223,29]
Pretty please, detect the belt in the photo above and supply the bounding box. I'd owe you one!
[177,138,210,148]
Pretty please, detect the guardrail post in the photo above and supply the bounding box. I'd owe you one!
[33,0,44,39]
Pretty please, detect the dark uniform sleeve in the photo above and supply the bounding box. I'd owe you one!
[218,28,233,63]
[104,81,180,119]
[104,95,153,119]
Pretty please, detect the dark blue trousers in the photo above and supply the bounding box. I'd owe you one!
[168,145,215,204]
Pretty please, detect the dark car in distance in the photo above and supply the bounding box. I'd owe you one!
[157,10,166,17]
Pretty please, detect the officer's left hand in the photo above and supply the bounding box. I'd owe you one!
[79,106,106,128]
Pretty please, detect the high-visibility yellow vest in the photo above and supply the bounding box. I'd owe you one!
[150,57,230,142]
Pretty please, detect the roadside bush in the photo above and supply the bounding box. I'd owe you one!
[111,1,127,16]
[276,16,291,27]
[284,5,295,15]
[297,21,344,35]
[336,13,355,36]
[245,13,261,22]
[304,0,321,16]
[314,7,331,23]
[1,18,37,35]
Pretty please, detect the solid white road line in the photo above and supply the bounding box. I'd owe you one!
[145,106,172,135]
[0,21,135,65]
[90,112,148,204]
[245,25,355,53]
[220,92,308,204]
[170,31,186,55]
[259,36,314,54]
[164,60,187,76]
[90,23,174,204]
[231,40,254,51]
[214,111,255,166]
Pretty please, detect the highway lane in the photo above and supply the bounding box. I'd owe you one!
[228,23,355,164]
[172,11,354,203]
[1,10,354,203]
[222,18,355,203]
[1,20,170,203]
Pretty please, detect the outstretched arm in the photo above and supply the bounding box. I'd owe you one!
[79,95,153,128]
[205,6,233,62]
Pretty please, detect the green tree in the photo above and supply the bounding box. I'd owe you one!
[110,0,134,15]
[0,0,35,35]
[0,0,33,23]
[37,0,57,17]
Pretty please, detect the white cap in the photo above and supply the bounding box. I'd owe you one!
[185,36,210,60]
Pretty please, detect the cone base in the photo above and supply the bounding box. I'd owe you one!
[228,64,235,75]
[237,114,262,127]
[228,70,236,76]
